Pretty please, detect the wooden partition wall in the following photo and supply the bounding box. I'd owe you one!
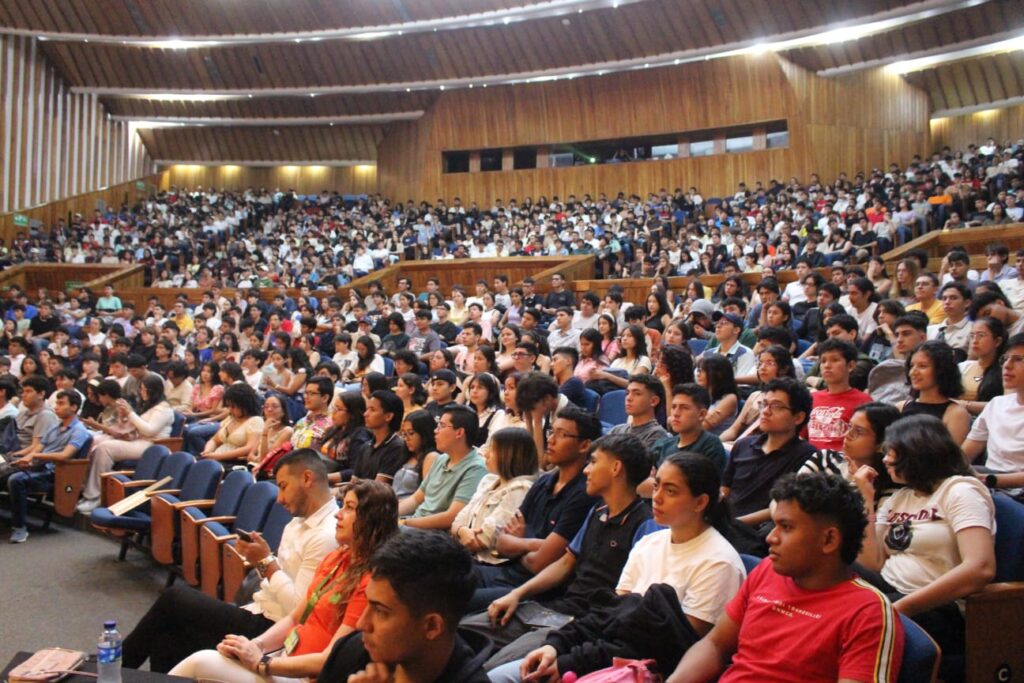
[377,55,929,206]
[345,255,595,297]
[883,223,1024,272]
[930,105,1024,152]
[0,174,162,243]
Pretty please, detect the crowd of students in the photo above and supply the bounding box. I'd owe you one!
[0,138,1022,682]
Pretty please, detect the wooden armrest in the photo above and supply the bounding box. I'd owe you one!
[210,532,239,543]
[121,479,157,489]
[101,470,136,480]
[966,582,1024,603]
[172,499,216,511]
[195,515,237,526]
[56,459,91,471]
[148,488,181,498]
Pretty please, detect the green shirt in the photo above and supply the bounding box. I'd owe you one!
[651,430,728,474]
[413,449,487,518]
[706,328,757,351]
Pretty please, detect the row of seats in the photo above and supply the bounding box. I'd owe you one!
[86,445,291,602]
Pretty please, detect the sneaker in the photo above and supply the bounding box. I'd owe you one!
[10,527,28,543]
[76,497,100,514]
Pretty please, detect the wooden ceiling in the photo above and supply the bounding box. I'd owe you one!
[904,51,1024,113]
[1,0,1019,163]
[136,126,385,163]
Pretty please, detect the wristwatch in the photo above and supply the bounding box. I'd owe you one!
[984,474,999,489]
[256,554,277,577]
[257,653,272,676]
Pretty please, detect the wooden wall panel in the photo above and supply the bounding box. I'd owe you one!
[158,164,378,195]
[0,36,154,215]
[929,105,1024,152]
[378,55,930,205]
[0,174,161,242]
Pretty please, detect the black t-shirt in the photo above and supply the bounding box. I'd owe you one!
[319,632,489,683]
[519,469,597,546]
[350,431,407,481]
[544,290,576,311]
[545,496,653,616]
[724,434,818,516]
[29,314,61,337]
[432,321,460,344]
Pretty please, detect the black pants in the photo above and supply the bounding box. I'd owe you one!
[122,584,273,673]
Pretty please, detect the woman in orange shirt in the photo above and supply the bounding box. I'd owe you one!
[169,479,399,682]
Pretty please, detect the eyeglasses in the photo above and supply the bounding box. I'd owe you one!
[1001,354,1024,366]
[758,359,778,368]
[968,332,991,340]
[762,401,794,414]
[398,430,416,439]
[305,391,321,397]
[845,425,873,440]
[435,422,455,431]
[546,428,580,442]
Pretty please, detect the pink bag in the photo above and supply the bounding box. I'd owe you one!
[566,658,658,683]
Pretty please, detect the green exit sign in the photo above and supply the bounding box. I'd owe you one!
[12,214,28,227]
[135,181,146,191]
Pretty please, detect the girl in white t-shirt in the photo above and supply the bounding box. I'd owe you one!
[856,413,996,682]
[618,452,746,634]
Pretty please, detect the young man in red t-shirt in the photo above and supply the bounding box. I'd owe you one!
[805,339,871,452]
[667,472,903,683]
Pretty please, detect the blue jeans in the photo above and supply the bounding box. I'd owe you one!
[8,469,53,528]
[183,422,219,455]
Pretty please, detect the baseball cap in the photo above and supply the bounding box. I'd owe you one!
[430,369,458,385]
[712,311,745,328]
[688,299,715,319]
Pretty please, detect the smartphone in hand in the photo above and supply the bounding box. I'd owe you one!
[235,529,254,543]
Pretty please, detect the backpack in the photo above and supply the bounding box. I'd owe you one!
[569,659,658,683]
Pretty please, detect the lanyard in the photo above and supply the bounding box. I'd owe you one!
[298,556,347,625]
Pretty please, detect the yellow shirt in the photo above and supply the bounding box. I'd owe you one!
[907,299,944,324]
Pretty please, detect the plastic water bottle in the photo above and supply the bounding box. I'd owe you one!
[97,620,122,683]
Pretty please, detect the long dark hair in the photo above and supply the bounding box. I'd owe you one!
[322,391,366,445]
[906,340,963,399]
[850,402,900,502]
[659,344,695,388]
[621,324,649,359]
[662,452,728,532]
[397,372,427,407]
[974,317,1007,401]
[137,374,167,414]
[883,414,971,493]
[404,409,438,462]
[697,354,738,402]
[355,335,377,371]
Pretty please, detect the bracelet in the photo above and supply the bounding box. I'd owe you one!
[256,554,277,576]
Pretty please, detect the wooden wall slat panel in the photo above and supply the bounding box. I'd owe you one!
[378,55,930,205]
[930,105,1024,151]
[0,36,153,215]
[157,165,378,195]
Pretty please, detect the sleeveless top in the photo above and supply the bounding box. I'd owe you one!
[901,398,952,421]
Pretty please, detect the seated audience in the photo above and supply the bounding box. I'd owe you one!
[399,404,488,530]
[667,473,905,683]
[168,480,398,681]
[898,340,971,444]
[452,427,538,563]
[858,414,996,682]
[317,530,489,683]
[122,449,339,672]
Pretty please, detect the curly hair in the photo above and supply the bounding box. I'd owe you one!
[906,340,963,400]
[771,472,867,565]
[659,344,695,388]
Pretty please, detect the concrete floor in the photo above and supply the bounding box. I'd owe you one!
[0,514,167,666]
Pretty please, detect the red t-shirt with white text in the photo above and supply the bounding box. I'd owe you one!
[721,559,903,682]
[804,388,871,452]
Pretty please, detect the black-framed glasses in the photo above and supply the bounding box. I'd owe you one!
[546,428,580,442]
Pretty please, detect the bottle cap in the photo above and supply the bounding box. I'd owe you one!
[104,620,117,629]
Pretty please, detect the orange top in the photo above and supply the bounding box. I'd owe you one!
[290,548,369,656]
